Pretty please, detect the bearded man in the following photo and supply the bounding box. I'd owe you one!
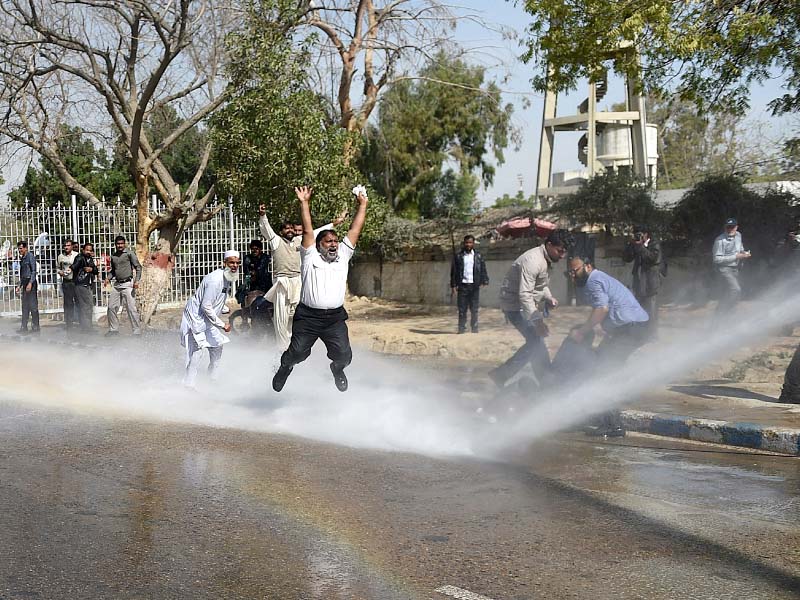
[258,206,345,349]
[272,185,368,393]
[180,250,240,388]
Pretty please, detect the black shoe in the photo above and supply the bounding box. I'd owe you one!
[16,328,29,335]
[105,330,120,337]
[487,368,506,388]
[330,364,348,392]
[457,329,466,334]
[30,328,40,335]
[471,328,479,333]
[272,365,293,392]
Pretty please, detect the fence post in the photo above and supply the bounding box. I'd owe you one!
[227,196,235,250]
[227,195,236,298]
[70,194,78,241]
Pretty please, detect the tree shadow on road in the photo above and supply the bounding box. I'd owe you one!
[506,464,800,596]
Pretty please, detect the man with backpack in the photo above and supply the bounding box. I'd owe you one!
[106,235,142,336]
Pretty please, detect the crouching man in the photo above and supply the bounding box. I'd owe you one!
[568,257,649,437]
[180,250,240,388]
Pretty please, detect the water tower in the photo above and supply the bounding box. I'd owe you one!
[535,46,657,203]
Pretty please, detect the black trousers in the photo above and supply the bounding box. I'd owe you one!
[492,310,551,386]
[635,293,658,337]
[280,304,352,372]
[597,322,649,365]
[457,283,480,332]
[780,343,800,404]
[74,285,94,331]
[62,281,77,329]
[20,279,39,331]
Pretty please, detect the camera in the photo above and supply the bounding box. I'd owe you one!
[633,232,644,242]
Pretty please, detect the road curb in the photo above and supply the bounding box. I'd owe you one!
[620,410,800,456]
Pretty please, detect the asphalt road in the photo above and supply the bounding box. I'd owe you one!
[1,399,799,600]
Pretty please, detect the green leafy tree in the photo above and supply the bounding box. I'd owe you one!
[418,169,480,220]
[8,125,127,207]
[645,96,782,188]
[492,190,535,209]
[671,175,799,256]
[782,134,800,178]
[211,6,388,247]
[360,52,516,218]
[519,0,800,115]
[547,171,669,235]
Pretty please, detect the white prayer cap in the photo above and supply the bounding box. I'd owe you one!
[224,250,240,260]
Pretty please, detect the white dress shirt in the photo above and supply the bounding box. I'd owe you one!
[299,237,356,309]
[462,250,475,284]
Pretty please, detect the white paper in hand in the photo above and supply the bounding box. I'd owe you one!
[351,184,367,198]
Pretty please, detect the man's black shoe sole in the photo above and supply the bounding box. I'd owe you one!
[330,364,348,392]
[272,366,292,392]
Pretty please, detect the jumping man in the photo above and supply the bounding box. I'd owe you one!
[272,185,368,393]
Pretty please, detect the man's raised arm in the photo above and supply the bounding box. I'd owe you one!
[295,186,315,249]
[347,191,369,247]
[258,204,282,252]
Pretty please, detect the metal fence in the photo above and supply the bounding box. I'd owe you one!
[0,196,259,317]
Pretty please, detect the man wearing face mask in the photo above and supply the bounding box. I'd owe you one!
[272,185,368,393]
[257,206,343,349]
[180,251,240,388]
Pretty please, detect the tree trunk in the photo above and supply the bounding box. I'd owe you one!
[137,221,179,326]
[129,158,179,331]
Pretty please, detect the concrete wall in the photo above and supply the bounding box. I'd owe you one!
[349,239,713,307]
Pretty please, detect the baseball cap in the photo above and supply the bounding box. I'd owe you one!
[724,218,737,226]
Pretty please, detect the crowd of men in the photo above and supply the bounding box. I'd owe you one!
[179,185,367,392]
[447,215,800,432]
[10,207,799,406]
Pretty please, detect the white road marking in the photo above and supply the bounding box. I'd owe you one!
[435,584,497,600]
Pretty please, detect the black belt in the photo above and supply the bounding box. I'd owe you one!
[116,278,132,283]
[298,303,344,316]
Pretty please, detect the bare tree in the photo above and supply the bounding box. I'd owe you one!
[298,0,462,134]
[0,0,240,323]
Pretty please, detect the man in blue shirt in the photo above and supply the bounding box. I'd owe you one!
[569,257,649,358]
[16,240,39,334]
[567,257,649,437]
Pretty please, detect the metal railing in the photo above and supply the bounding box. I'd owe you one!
[0,195,259,317]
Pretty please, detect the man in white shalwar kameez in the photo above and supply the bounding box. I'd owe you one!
[180,251,241,387]
[258,204,345,349]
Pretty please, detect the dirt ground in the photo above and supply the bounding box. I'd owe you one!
[61,294,800,391]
